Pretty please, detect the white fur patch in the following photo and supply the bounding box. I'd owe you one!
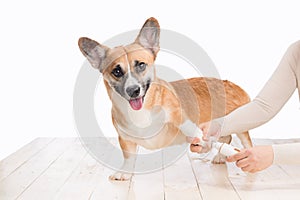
[112,91,167,139]
[128,108,152,128]
[123,53,142,98]
[124,53,132,78]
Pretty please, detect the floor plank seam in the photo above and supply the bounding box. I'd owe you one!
[162,150,167,200]
[14,139,77,199]
[227,176,242,200]
[0,138,56,183]
[188,155,204,200]
[87,189,94,200]
[87,176,101,200]
[2,138,300,200]
[53,152,89,198]
[277,164,294,180]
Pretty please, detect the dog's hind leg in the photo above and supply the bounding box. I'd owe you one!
[212,135,232,164]
[212,131,252,164]
[236,131,253,149]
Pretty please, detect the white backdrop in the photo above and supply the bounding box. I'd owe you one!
[1,0,300,160]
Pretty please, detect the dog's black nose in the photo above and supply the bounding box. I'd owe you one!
[126,85,140,98]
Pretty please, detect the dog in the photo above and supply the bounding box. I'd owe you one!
[78,17,252,181]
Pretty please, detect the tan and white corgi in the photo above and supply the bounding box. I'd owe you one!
[78,17,252,181]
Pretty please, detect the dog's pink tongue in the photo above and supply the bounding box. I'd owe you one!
[129,98,143,110]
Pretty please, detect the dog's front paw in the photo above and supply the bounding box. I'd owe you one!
[109,172,132,181]
[212,154,226,164]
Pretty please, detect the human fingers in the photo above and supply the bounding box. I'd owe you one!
[199,122,217,141]
[240,164,253,172]
[190,138,203,153]
[236,157,251,168]
[226,149,250,162]
[199,120,222,141]
[198,122,210,141]
[190,144,203,153]
[190,145,203,153]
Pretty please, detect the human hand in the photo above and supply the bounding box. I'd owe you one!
[226,145,274,173]
[190,137,209,153]
[190,120,222,153]
[198,120,222,140]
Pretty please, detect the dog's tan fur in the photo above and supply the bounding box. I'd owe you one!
[78,17,252,181]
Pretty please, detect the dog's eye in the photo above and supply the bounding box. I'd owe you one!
[135,61,147,72]
[111,65,124,78]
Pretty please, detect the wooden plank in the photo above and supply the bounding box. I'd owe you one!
[1,137,300,200]
[127,171,164,200]
[0,138,54,182]
[190,157,240,200]
[88,138,132,200]
[228,138,300,200]
[278,164,300,179]
[53,138,117,199]
[90,176,131,200]
[16,139,87,200]
[127,147,165,200]
[163,151,201,200]
[228,163,300,200]
[53,153,104,199]
[0,138,76,200]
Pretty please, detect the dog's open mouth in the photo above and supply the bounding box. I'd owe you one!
[128,81,150,110]
[129,97,143,110]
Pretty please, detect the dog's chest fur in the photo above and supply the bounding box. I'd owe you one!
[110,89,183,148]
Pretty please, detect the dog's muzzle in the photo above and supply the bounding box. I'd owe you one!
[126,85,140,98]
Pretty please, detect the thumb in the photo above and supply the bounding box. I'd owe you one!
[191,137,201,144]
[198,122,207,130]
[198,122,209,140]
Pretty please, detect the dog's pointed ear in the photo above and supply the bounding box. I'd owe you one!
[78,37,109,72]
[135,17,160,57]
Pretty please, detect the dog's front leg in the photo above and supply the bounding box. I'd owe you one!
[109,136,137,181]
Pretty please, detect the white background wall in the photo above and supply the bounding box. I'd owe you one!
[1,0,300,160]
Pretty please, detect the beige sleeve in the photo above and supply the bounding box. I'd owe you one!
[272,143,300,165]
[219,41,300,135]
[215,41,300,165]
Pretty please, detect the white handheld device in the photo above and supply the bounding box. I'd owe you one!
[179,120,240,157]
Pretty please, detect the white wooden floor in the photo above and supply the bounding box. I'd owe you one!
[1,138,300,200]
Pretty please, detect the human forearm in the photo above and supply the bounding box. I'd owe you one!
[220,99,279,135]
[272,143,300,165]
[226,142,300,173]
[219,42,299,136]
